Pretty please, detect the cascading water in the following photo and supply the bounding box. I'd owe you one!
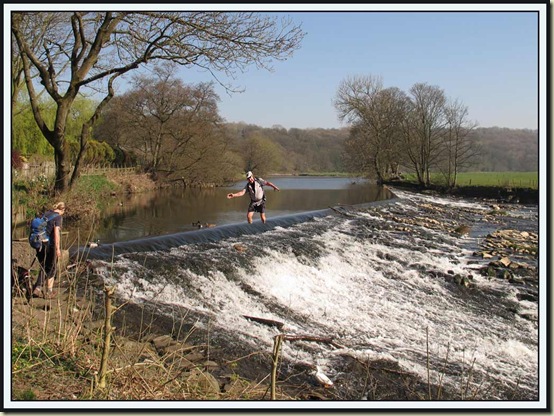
[84,188,540,404]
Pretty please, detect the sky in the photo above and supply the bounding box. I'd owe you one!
[167,4,544,131]
[5,3,545,131]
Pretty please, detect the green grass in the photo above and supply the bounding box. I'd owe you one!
[454,172,538,189]
[71,174,118,194]
[403,172,538,189]
[64,174,121,213]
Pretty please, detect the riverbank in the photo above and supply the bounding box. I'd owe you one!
[9,185,540,406]
[384,179,539,204]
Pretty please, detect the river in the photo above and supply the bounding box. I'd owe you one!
[44,176,390,245]
[76,184,542,408]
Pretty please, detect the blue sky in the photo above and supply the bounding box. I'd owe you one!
[177,7,542,130]
[4,4,544,131]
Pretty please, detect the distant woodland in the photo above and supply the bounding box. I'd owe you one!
[13,114,538,180]
[221,123,538,175]
[467,127,539,172]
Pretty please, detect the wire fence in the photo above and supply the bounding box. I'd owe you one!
[14,164,137,179]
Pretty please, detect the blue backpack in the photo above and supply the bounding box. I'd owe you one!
[29,212,59,250]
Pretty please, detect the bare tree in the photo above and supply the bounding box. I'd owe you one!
[96,65,230,183]
[335,75,384,124]
[440,99,479,188]
[334,75,408,182]
[403,83,447,186]
[335,77,480,187]
[11,11,305,193]
[11,13,67,116]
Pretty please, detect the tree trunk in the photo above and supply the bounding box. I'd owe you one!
[50,97,74,193]
[53,139,70,194]
[373,157,384,184]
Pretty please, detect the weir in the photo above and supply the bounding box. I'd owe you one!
[73,196,398,261]
[77,188,539,400]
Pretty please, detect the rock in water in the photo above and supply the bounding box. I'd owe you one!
[313,366,334,388]
[454,225,471,236]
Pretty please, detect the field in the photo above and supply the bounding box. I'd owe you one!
[455,172,538,188]
[404,172,539,189]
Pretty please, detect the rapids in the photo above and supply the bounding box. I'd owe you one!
[83,188,541,405]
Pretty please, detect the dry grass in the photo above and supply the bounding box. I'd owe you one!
[11,257,527,404]
[10,260,307,403]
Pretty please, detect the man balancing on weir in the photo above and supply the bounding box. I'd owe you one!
[227,171,280,224]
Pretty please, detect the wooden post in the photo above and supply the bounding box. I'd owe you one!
[97,286,116,389]
[271,335,283,400]
[268,333,343,397]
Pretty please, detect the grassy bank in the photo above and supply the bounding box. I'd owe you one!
[11,171,158,228]
[453,172,538,189]
[402,171,538,190]
[390,171,539,205]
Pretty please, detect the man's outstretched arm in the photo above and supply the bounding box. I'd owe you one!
[265,181,280,191]
[227,189,246,199]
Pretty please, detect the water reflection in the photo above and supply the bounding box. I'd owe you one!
[16,176,393,245]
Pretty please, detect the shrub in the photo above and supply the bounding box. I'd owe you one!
[11,150,24,170]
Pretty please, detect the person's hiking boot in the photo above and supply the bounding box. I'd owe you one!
[43,290,57,299]
[32,287,43,298]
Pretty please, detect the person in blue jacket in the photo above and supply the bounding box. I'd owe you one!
[32,202,66,299]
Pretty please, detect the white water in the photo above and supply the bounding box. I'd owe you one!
[93,190,539,402]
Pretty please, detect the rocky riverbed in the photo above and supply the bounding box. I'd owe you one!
[10,186,541,406]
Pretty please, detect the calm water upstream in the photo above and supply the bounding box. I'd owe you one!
[44,176,391,245]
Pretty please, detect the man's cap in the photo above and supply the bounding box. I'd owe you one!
[246,171,253,179]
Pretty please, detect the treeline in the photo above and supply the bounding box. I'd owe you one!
[11,65,537,185]
[12,106,537,179]
[468,127,538,172]
[222,124,538,174]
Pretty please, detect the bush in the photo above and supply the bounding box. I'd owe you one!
[12,150,24,170]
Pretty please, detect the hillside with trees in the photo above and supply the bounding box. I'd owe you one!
[223,123,349,176]
[468,127,538,172]
[12,95,537,183]
[220,124,538,177]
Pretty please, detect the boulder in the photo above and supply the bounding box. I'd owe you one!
[11,241,69,272]
[187,368,221,397]
[499,257,511,267]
